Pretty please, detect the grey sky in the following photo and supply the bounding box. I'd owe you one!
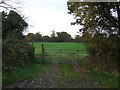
[22,0,82,37]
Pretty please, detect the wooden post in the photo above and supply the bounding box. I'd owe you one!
[42,44,45,63]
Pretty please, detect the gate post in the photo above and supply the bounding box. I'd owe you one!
[42,44,45,63]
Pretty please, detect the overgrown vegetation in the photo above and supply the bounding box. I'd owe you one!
[2,10,35,73]
[86,34,119,74]
[2,39,35,72]
[67,2,119,74]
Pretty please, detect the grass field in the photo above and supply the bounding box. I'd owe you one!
[31,42,89,55]
[31,42,89,63]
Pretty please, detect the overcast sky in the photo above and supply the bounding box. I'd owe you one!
[0,0,118,38]
[22,0,82,38]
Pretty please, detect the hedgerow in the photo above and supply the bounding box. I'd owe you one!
[2,39,35,73]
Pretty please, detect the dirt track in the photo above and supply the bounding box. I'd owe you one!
[5,59,102,88]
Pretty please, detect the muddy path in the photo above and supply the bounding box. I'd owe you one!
[4,58,102,88]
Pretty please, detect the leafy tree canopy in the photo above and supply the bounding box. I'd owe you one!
[2,10,28,39]
[67,2,120,37]
[57,32,72,42]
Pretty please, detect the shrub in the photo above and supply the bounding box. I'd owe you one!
[2,39,35,73]
[85,35,119,74]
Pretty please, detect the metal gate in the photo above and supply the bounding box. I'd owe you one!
[44,48,89,63]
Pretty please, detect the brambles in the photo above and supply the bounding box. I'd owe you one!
[2,37,35,73]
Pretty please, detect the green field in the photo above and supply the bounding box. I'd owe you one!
[31,42,89,63]
[32,42,89,55]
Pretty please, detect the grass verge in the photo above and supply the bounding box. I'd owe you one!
[3,63,50,86]
[87,66,119,88]
[76,57,119,88]
[77,62,119,88]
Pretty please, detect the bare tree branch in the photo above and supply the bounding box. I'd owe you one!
[0,0,23,12]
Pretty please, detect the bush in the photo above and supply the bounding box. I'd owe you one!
[2,39,35,73]
[85,35,119,74]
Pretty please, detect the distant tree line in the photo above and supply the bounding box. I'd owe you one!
[24,30,86,43]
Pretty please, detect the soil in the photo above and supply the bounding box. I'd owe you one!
[4,58,102,88]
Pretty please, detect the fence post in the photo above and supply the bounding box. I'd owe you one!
[42,44,45,63]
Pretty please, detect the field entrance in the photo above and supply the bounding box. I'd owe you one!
[39,43,89,63]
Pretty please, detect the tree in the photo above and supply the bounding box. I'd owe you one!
[42,35,50,42]
[67,2,120,73]
[34,32,42,42]
[50,30,57,42]
[0,0,22,11]
[2,10,35,73]
[2,10,28,39]
[25,33,34,42]
[67,2,120,36]
[56,32,72,42]
[51,30,56,38]
[74,35,84,42]
[56,32,64,42]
